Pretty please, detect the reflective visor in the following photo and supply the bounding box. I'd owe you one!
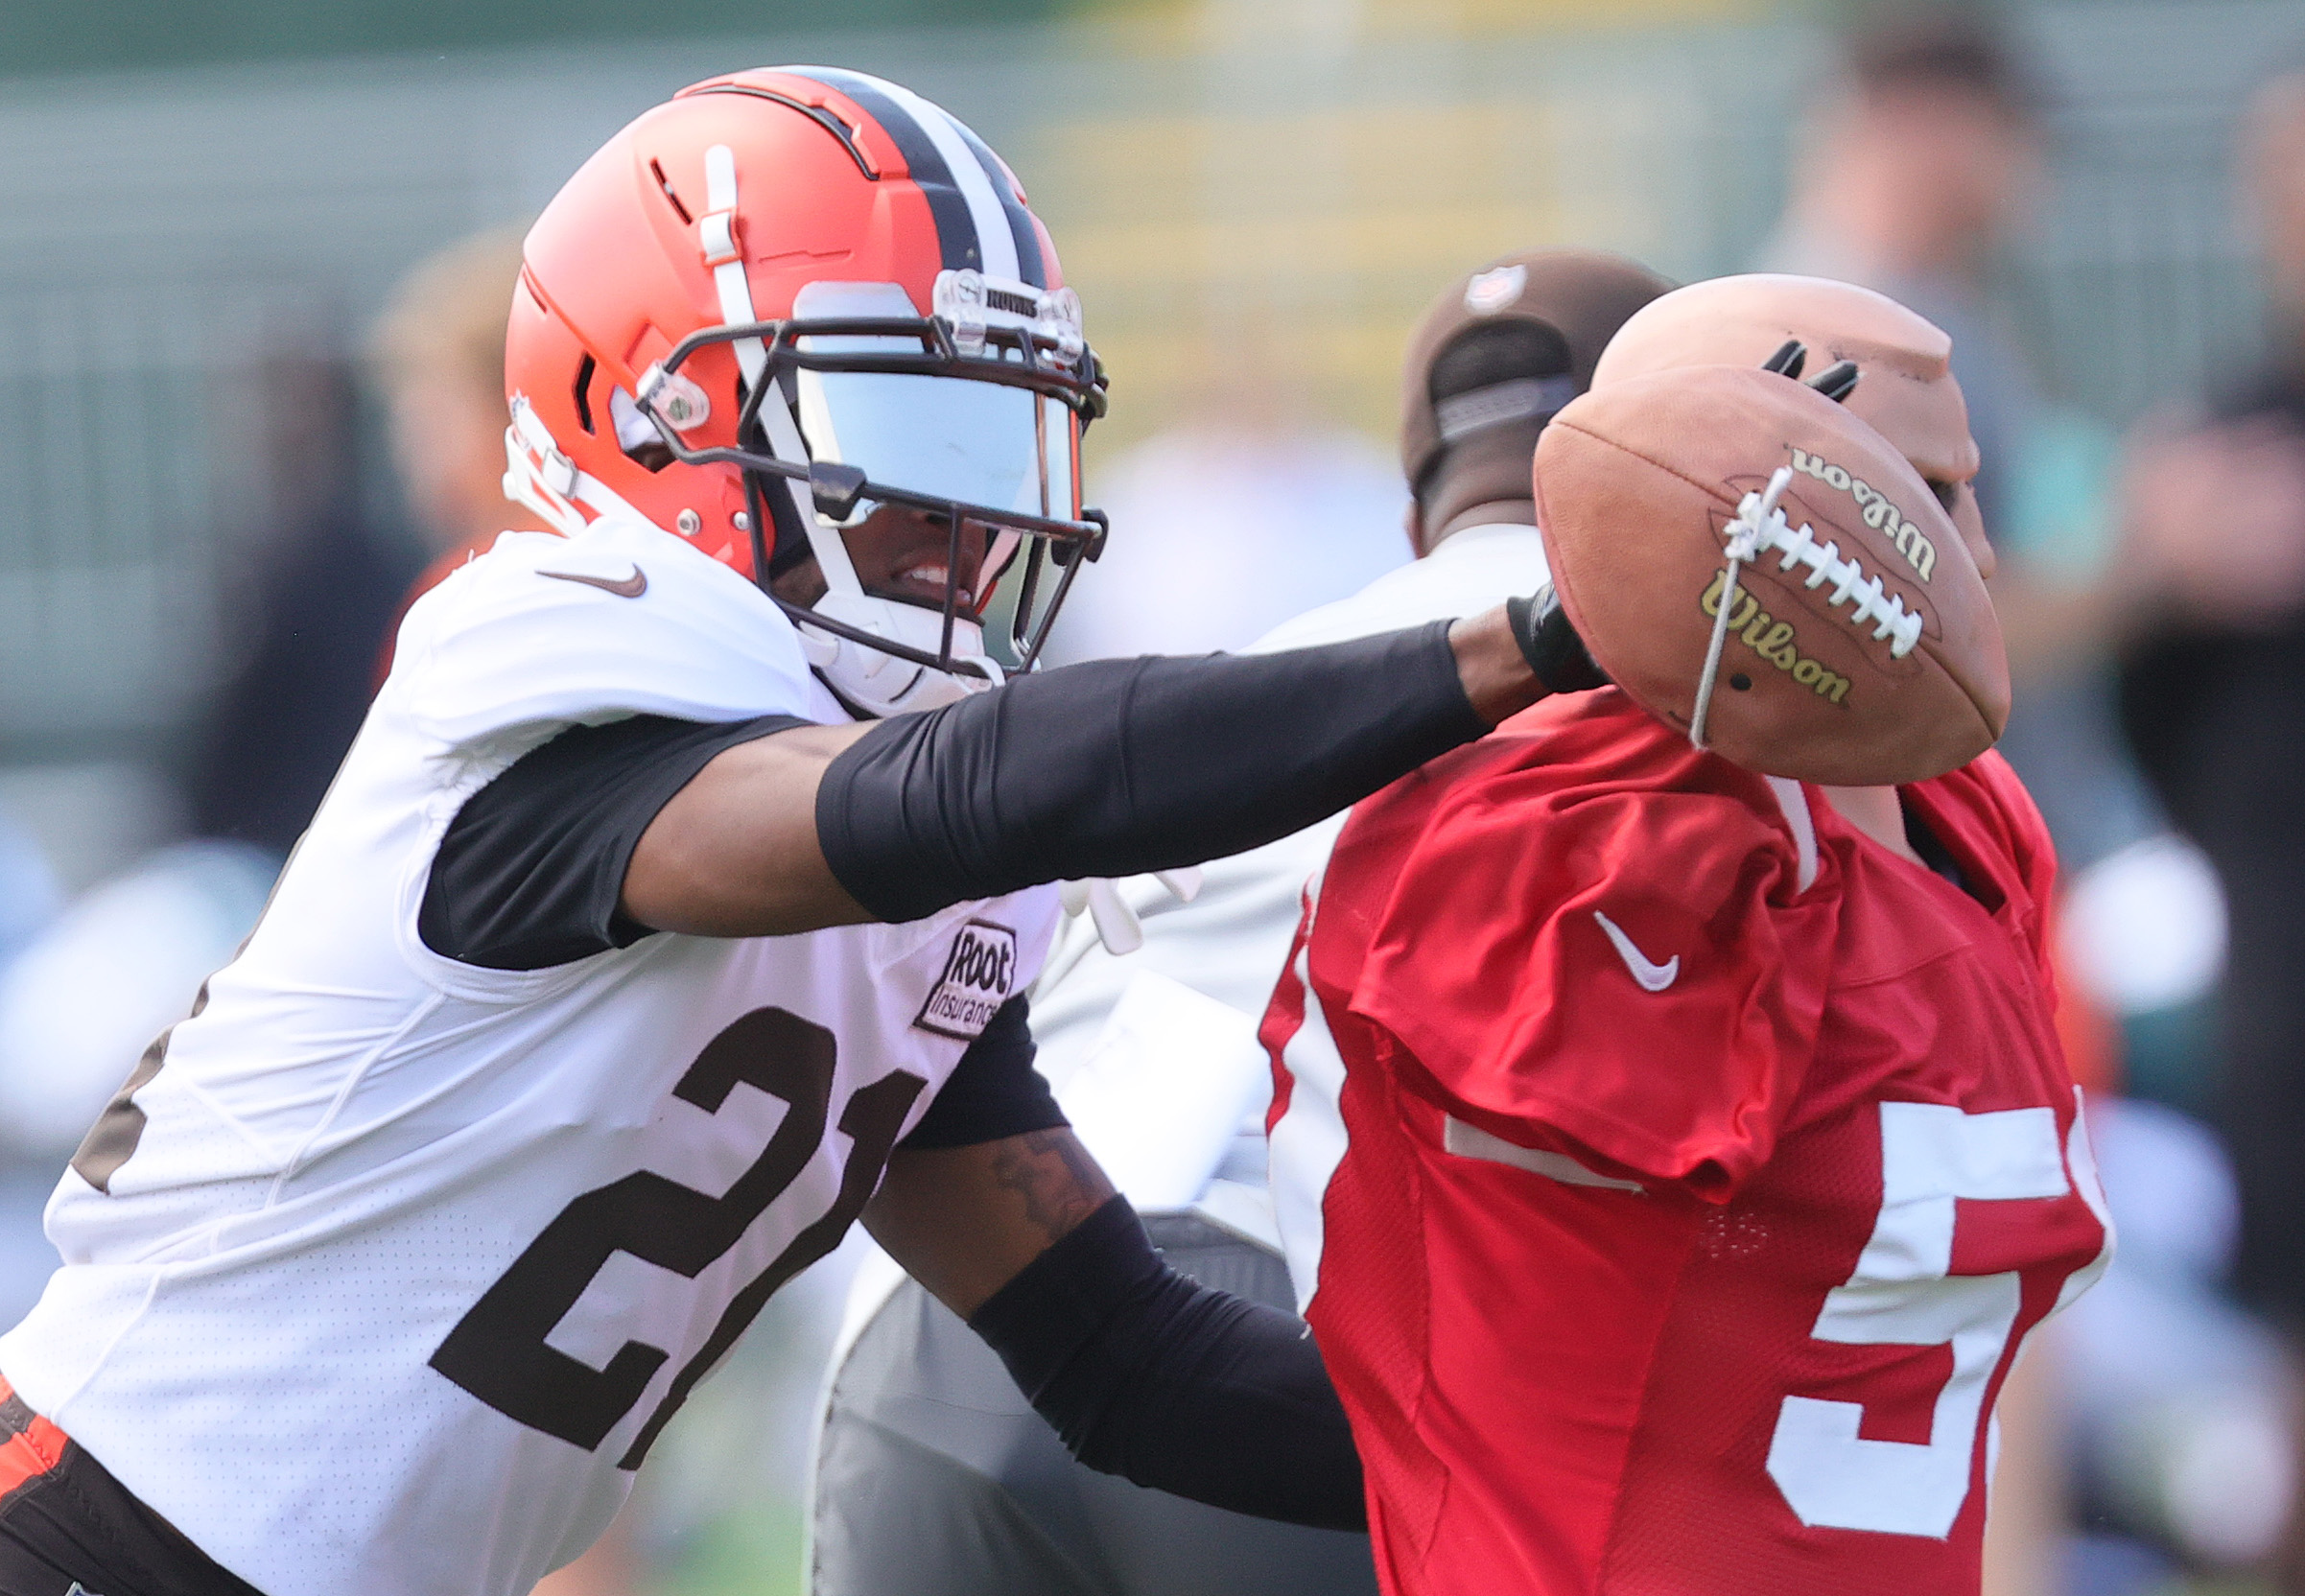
[795,359,1081,528]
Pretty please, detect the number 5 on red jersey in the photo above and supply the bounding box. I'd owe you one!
[1768,1093,2112,1537]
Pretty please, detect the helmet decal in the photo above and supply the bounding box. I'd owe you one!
[786,67,1045,288]
[948,120,1048,289]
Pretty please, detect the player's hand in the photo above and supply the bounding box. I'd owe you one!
[1507,584,1609,694]
[1759,338,1861,403]
[1451,589,1609,724]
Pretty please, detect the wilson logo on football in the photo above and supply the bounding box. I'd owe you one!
[915,920,1020,1041]
[1788,448,1937,582]
[1697,574,1852,704]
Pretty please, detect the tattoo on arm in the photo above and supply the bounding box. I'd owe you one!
[863,1128,1118,1319]
[990,1129,1111,1245]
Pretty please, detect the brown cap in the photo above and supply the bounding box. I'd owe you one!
[1400,248,1674,506]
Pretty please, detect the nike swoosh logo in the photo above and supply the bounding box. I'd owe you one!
[1592,909,1679,992]
[540,565,647,598]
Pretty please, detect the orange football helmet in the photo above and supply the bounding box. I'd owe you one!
[505,67,1107,716]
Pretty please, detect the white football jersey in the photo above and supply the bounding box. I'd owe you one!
[0,515,1057,1596]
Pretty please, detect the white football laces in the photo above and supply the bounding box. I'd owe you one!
[1059,869,1205,955]
[1687,464,1926,754]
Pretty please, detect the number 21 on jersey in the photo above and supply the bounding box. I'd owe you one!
[1767,1097,2110,1538]
[430,1007,922,1469]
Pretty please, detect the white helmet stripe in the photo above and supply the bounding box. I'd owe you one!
[788,67,987,275]
[947,118,1047,289]
[875,81,1019,283]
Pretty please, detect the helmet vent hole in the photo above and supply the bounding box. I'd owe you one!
[573,354,597,435]
[649,159,694,225]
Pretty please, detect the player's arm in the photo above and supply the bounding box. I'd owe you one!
[623,600,1592,937]
[420,601,1593,970]
[867,1135,1366,1531]
[854,995,1364,1531]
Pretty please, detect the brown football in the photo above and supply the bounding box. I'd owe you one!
[1533,363,2010,786]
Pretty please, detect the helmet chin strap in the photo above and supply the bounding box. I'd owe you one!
[799,596,1003,717]
[702,141,1001,719]
[504,395,650,535]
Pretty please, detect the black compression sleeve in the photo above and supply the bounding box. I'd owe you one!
[967,1195,1366,1531]
[897,997,1067,1150]
[817,622,1487,924]
[422,713,809,970]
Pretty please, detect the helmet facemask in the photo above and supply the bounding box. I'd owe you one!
[634,270,1108,716]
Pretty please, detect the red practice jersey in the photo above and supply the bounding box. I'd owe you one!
[1265,691,2110,1596]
